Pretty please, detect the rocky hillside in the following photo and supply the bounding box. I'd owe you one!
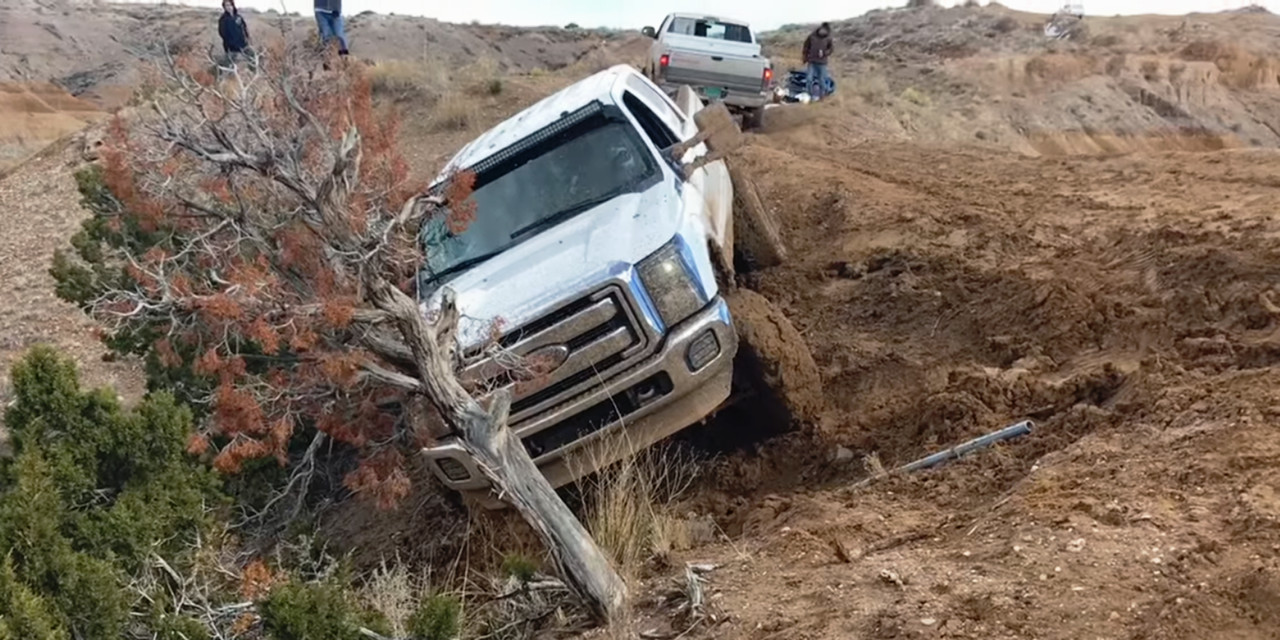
[2,0,637,105]
[0,0,643,172]
[764,5,1280,155]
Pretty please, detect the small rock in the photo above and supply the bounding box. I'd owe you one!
[879,569,906,589]
[833,446,855,464]
[921,618,937,626]
[1067,538,1086,552]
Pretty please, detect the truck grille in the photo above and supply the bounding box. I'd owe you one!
[461,286,647,420]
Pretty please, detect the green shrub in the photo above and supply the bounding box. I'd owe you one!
[0,347,224,639]
[261,580,391,640]
[500,553,539,583]
[407,594,462,640]
[0,557,66,640]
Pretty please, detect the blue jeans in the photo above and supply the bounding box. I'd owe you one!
[807,62,829,100]
[315,11,348,53]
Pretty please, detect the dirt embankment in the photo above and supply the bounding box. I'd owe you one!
[764,6,1280,157]
[619,103,1280,638]
[0,82,104,173]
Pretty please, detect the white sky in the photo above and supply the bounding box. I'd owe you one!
[123,0,1273,30]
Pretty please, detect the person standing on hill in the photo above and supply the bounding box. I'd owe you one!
[802,22,834,102]
[217,0,250,64]
[314,0,350,57]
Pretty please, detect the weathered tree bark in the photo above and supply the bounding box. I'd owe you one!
[364,273,627,623]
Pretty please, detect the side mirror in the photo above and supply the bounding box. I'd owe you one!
[641,26,656,38]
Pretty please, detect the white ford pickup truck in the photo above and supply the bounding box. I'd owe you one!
[642,13,773,129]
[417,65,819,506]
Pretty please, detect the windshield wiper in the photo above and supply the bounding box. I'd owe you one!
[422,248,506,285]
[508,191,623,241]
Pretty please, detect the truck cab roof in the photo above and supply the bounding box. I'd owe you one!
[665,12,751,25]
[436,65,648,183]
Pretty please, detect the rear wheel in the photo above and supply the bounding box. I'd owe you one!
[742,106,766,131]
[725,288,824,431]
[727,159,787,270]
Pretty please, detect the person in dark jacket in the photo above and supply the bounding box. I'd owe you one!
[218,0,250,63]
[314,0,349,56]
[802,22,834,101]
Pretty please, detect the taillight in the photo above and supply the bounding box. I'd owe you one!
[659,53,670,68]
[762,67,773,88]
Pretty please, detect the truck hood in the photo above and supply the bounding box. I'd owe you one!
[421,181,682,350]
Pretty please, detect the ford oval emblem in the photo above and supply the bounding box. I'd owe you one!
[524,344,571,376]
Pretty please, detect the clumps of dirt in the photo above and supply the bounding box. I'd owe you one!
[1133,566,1280,639]
[813,248,1127,366]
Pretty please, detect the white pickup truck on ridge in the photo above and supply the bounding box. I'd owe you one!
[642,13,773,129]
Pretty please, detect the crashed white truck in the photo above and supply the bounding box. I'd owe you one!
[417,65,820,507]
[641,13,774,130]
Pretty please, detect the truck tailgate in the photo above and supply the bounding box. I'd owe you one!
[664,45,766,95]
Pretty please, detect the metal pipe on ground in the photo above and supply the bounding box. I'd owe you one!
[855,420,1034,488]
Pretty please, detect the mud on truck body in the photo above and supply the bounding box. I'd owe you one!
[418,65,820,508]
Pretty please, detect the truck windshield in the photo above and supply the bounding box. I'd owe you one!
[667,17,752,43]
[421,111,658,284]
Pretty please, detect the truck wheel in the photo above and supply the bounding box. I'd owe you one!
[742,106,766,131]
[725,288,824,431]
[727,159,787,270]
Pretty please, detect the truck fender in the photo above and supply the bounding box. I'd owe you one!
[674,85,735,280]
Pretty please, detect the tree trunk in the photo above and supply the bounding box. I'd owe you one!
[364,275,627,623]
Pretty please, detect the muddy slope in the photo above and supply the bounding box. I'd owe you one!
[628,107,1280,638]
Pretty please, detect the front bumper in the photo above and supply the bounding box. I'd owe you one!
[421,296,737,496]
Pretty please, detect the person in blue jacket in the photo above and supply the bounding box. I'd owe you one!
[218,0,251,64]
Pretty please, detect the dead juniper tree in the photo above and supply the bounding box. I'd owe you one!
[54,42,626,622]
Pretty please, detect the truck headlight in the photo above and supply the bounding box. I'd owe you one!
[638,240,706,328]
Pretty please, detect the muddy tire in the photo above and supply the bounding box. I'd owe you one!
[725,288,824,430]
[727,160,787,270]
[742,106,766,131]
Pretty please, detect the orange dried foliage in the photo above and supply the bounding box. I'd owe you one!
[186,432,211,456]
[213,437,270,474]
[320,297,357,329]
[198,292,243,322]
[142,246,168,265]
[168,273,194,298]
[199,176,234,204]
[213,382,266,438]
[230,613,257,636]
[288,325,319,352]
[194,347,222,376]
[343,449,411,510]
[240,559,275,600]
[444,171,478,234]
[247,316,281,354]
[227,255,277,298]
[318,351,363,389]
